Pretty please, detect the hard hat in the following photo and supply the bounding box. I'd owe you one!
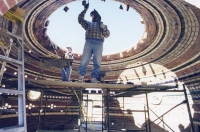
[66,46,72,50]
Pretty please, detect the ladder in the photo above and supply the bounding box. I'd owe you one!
[74,90,95,131]
[0,24,18,83]
[0,6,27,132]
[0,6,24,84]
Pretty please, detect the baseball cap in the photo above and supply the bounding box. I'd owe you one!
[66,46,72,50]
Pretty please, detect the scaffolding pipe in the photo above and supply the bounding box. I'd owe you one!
[150,100,186,125]
[0,96,5,116]
[37,90,43,130]
[65,98,68,129]
[148,107,174,132]
[145,93,151,132]
[78,89,82,132]
[183,84,195,132]
[86,94,88,132]
[144,106,147,132]
[42,96,47,129]
[107,88,110,132]
[74,90,95,131]
[102,93,103,132]
[123,97,125,129]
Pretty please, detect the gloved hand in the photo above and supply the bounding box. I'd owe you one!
[68,52,73,58]
[100,22,105,29]
[84,3,89,9]
[68,52,73,56]
[65,55,69,59]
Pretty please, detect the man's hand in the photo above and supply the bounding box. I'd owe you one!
[68,52,73,58]
[84,3,89,10]
[100,22,105,29]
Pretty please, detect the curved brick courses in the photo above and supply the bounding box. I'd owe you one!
[0,0,200,131]
[0,0,199,84]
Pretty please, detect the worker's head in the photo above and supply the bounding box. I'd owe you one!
[66,46,72,52]
[90,9,101,22]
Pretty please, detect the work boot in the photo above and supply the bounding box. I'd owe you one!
[91,78,100,83]
[78,76,84,83]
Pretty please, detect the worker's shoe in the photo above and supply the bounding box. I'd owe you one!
[91,78,100,83]
[78,76,84,83]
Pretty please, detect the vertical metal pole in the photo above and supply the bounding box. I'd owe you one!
[107,88,110,132]
[183,84,195,132]
[78,90,81,132]
[17,22,27,131]
[144,106,148,132]
[37,90,43,130]
[102,93,103,132]
[146,93,151,132]
[78,88,82,132]
[86,93,88,132]
[42,96,47,129]
[123,97,125,129]
[92,100,94,122]
[162,116,165,130]
[0,96,5,116]
[66,98,68,129]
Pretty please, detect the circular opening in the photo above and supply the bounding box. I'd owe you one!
[47,0,144,55]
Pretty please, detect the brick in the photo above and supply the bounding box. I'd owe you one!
[6,0,17,8]
[0,5,8,15]
[0,0,5,8]
[0,0,24,16]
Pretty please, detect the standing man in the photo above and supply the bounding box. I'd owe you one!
[62,46,74,81]
[78,3,110,83]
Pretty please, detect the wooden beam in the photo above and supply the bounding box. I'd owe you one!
[28,79,134,89]
[27,79,176,90]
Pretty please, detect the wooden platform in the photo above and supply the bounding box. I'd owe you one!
[27,79,176,90]
[39,57,72,68]
[27,79,134,89]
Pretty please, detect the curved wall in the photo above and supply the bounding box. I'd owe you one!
[0,0,200,131]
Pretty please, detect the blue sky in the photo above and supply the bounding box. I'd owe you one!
[47,0,144,55]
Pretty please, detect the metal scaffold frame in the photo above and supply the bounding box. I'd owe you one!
[82,90,105,132]
[0,16,27,132]
[23,78,195,131]
[107,84,195,132]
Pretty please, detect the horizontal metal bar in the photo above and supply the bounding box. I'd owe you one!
[0,126,25,132]
[0,27,22,41]
[112,90,185,97]
[0,88,23,95]
[0,54,22,66]
[0,108,17,113]
[193,121,200,125]
[109,129,146,132]
[112,90,184,92]
[0,45,8,50]
[121,110,148,112]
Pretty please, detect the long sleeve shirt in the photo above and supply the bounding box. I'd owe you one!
[78,10,110,41]
[65,52,74,66]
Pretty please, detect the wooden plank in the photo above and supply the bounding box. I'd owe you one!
[0,126,25,132]
[0,88,23,95]
[39,57,71,68]
[27,79,176,90]
[27,79,135,89]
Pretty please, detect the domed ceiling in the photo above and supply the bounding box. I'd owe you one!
[0,0,200,83]
[0,1,200,132]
